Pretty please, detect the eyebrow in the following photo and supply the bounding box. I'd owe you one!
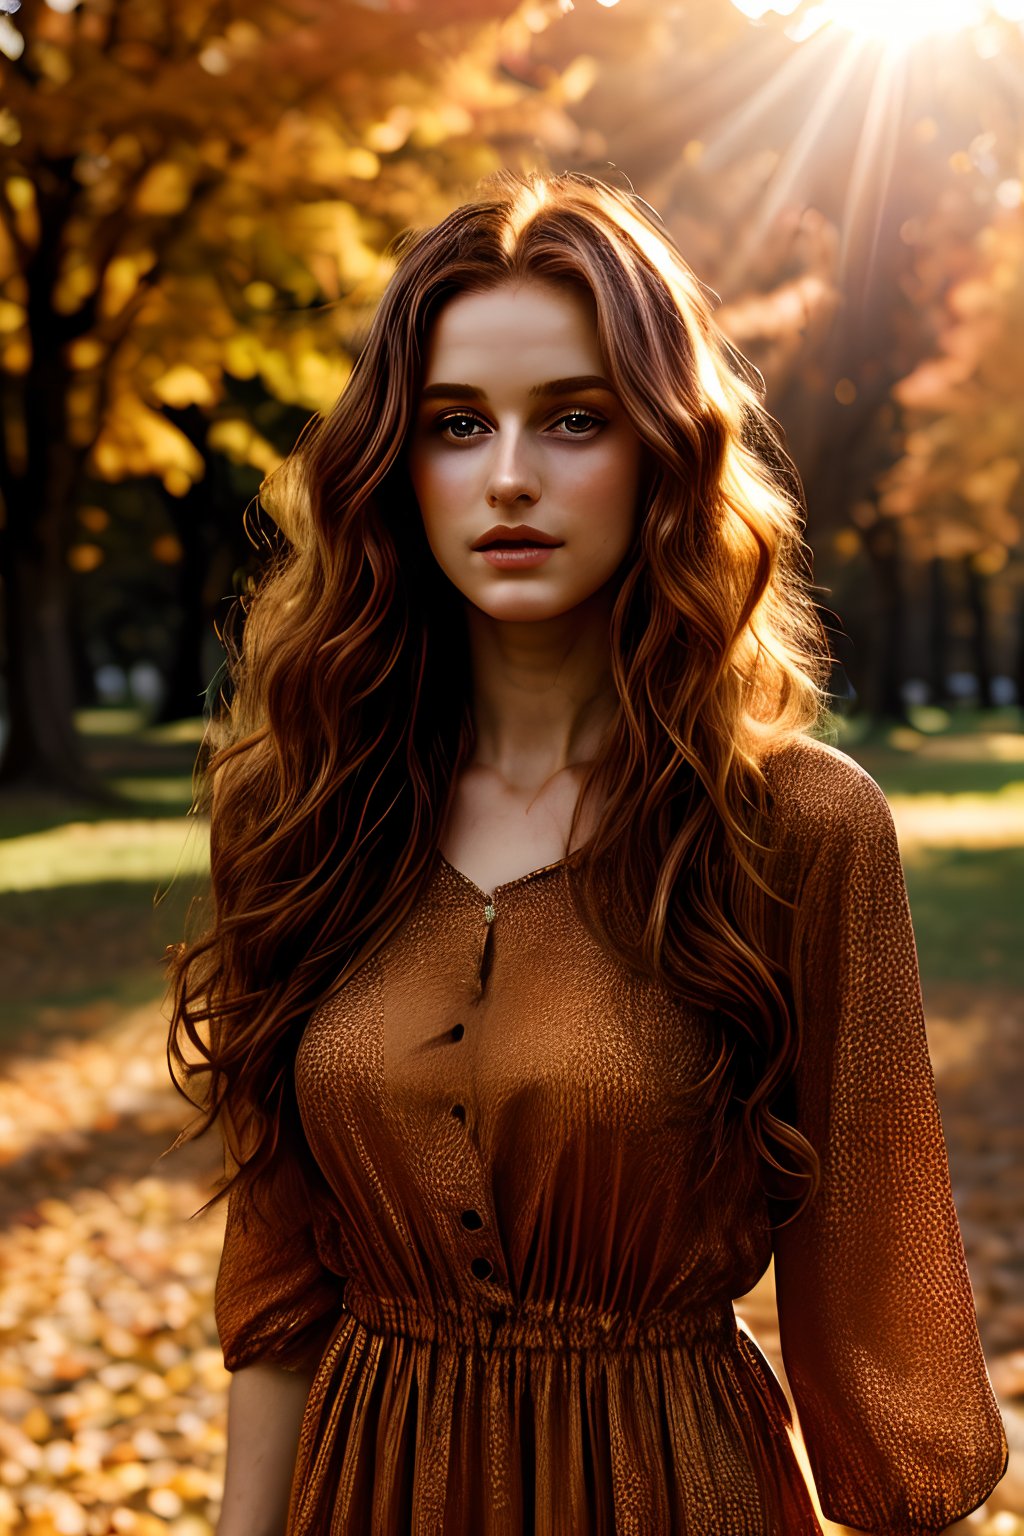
[419,374,615,402]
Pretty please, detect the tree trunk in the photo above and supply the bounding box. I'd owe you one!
[926,556,952,706]
[964,557,994,710]
[860,518,908,722]
[0,162,114,799]
[0,477,102,795]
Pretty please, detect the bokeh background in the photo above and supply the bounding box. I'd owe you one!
[1,0,1022,1532]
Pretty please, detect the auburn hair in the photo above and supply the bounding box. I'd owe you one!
[166,169,831,1218]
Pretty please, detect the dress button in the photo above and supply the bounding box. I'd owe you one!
[460,1208,484,1231]
[450,1103,466,1123]
[470,1256,493,1281]
[450,1023,465,1042]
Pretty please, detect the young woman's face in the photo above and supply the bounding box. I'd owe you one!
[407,279,645,624]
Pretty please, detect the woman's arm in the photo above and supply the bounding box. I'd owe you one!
[217,1363,315,1536]
[769,745,1007,1533]
[211,1153,348,1528]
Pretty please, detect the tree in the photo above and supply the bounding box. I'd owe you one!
[0,0,577,793]
[878,193,1024,705]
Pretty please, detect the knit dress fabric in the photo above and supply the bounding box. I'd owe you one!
[213,736,1007,1535]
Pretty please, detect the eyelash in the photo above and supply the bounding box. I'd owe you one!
[432,408,606,442]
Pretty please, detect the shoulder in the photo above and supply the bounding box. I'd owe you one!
[759,733,897,858]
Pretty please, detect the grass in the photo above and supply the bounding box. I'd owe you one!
[834,709,1024,990]
[0,710,210,1048]
[902,847,1024,987]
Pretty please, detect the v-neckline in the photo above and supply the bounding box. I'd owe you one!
[437,850,568,903]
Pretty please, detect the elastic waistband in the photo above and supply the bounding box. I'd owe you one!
[342,1286,737,1351]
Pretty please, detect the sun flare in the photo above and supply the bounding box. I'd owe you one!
[732,0,1024,47]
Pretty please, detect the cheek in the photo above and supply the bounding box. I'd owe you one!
[411,448,469,531]
[578,448,642,558]
[408,453,448,544]
[408,454,469,582]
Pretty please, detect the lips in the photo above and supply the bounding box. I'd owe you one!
[471,522,564,552]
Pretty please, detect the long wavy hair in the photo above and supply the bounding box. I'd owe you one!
[166,169,831,1219]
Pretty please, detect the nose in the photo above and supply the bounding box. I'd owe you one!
[484,424,540,509]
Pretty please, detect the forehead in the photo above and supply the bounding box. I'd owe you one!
[421,280,603,379]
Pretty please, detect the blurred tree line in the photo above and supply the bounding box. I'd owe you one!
[0,0,1022,795]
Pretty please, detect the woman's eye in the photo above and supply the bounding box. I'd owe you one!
[558,411,604,434]
[433,408,605,441]
[437,413,483,440]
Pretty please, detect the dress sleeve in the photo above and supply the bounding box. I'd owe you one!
[214,1136,348,1375]
[770,752,1007,1534]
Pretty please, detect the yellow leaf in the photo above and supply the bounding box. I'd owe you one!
[0,297,24,333]
[243,281,276,310]
[68,337,105,369]
[5,176,33,213]
[972,545,1008,575]
[134,162,192,217]
[295,349,350,408]
[20,1407,51,1443]
[224,334,260,379]
[91,439,122,477]
[68,544,104,573]
[208,417,279,473]
[0,108,21,147]
[256,346,296,401]
[91,395,205,485]
[150,364,218,408]
[163,466,194,497]
[101,255,144,318]
[54,261,98,314]
[961,456,1020,506]
[365,109,414,153]
[34,41,72,86]
[1,337,31,374]
[152,534,184,564]
[345,147,380,180]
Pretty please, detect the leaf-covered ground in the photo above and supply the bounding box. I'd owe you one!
[0,711,1021,1534]
[1,987,1021,1534]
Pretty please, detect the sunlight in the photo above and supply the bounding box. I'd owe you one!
[793,0,985,44]
[732,0,1024,47]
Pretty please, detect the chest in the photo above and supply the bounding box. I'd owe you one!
[438,762,598,895]
[296,860,723,1180]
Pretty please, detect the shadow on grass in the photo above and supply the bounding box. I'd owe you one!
[851,755,1024,799]
[0,875,211,1056]
[838,707,1024,798]
[0,709,205,838]
[903,846,1024,990]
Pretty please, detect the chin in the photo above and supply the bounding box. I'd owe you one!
[468,589,595,624]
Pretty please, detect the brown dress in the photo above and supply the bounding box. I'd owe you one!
[214,737,1007,1534]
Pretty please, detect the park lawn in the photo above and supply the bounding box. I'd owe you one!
[837,708,1024,992]
[0,713,208,1049]
[0,705,1021,1051]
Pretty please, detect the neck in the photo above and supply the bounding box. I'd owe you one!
[464,587,618,794]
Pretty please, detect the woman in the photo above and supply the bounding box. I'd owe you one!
[168,170,1007,1535]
